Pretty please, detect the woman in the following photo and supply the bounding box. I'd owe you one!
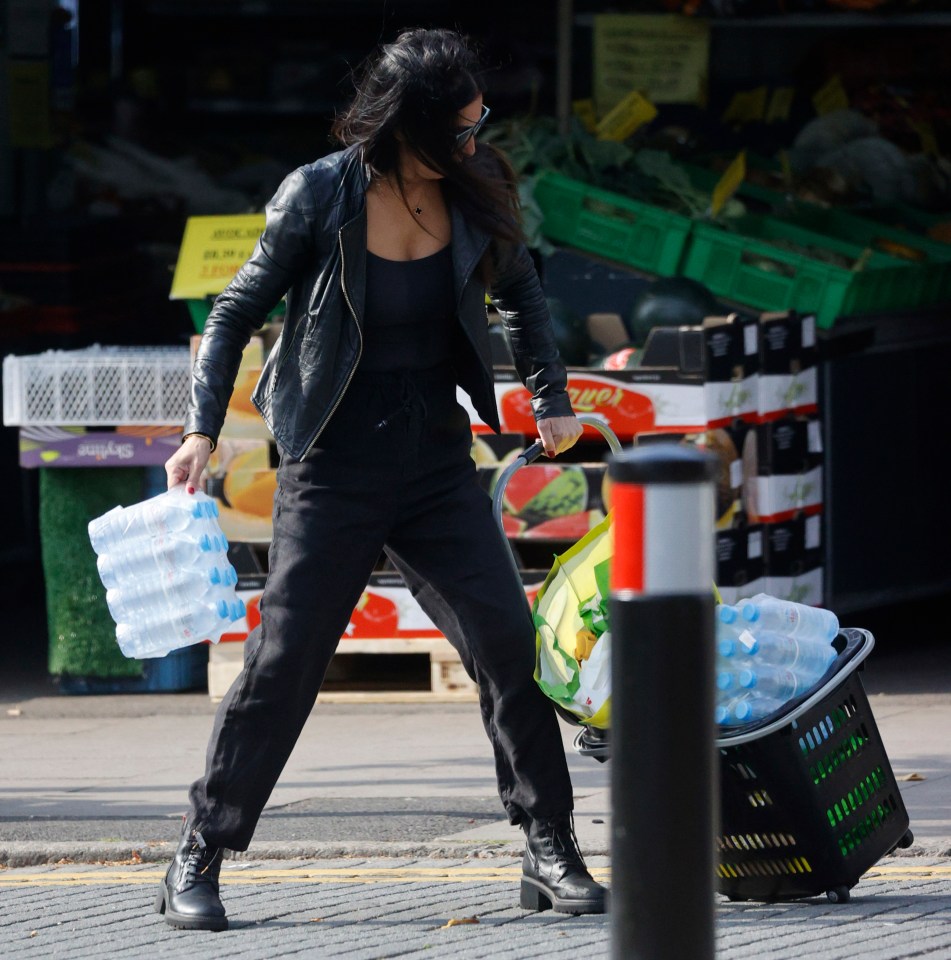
[159,27,606,931]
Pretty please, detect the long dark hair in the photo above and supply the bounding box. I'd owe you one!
[332,28,523,257]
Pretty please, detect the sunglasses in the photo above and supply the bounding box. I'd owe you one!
[454,105,491,148]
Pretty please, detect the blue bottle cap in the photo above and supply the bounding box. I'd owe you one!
[216,599,229,619]
[717,639,736,658]
[738,669,756,688]
[740,603,760,622]
[209,567,221,585]
[716,671,734,690]
[714,705,730,724]
[734,701,753,722]
[191,503,203,519]
[199,534,212,552]
[716,605,738,624]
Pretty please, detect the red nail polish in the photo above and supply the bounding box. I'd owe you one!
[187,486,195,494]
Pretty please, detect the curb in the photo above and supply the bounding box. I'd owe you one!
[2,838,948,868]
[0,839,531,868]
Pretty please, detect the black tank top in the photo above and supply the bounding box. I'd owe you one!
[360,245,456,372]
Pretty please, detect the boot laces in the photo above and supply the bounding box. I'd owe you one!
[538,813,587,870]
[183,830,220,881]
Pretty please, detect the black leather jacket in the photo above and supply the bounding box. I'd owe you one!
[184,145,573,461]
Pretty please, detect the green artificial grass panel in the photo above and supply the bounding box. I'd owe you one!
[41,468,146,678]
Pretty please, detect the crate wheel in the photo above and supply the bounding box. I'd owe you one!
[826,886,850,904]
[898,829,915,849]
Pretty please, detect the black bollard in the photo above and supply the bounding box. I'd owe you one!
[608,444,719,960]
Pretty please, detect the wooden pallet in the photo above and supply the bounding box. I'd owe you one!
[207,637,479,703]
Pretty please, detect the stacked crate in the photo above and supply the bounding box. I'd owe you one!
[754,311,825,606]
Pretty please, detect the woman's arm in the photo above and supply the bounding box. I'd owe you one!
[489,243,582,456]
[182,168,318,447]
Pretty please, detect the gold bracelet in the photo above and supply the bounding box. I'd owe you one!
[182,432,216,452]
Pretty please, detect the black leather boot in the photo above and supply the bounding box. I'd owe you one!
[155,820,228,931]
[521,814,607,915]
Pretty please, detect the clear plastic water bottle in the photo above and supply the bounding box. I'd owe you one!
[96,532,229,590]
[89,488,242,660]
[716,670,737,693]
[717,635,759,660]
[753,630,837,682]
[106,563,238,624]
[738,594,839,643]
[737,665,802,701]
[115,598,245,659]
[733,696,786,723]
[88,489,220,551]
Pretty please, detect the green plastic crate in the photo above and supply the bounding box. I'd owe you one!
[681,214,924,329]
[783,205,951,305]
[533,172,693,276]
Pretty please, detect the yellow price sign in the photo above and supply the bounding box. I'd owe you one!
[170,214,266,301]
[721,87,767,126]
[812,75,849,116]
[710,151,746,218]
[596,90,658,142]
[766,87,795,124]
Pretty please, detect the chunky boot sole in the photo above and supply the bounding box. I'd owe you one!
[155,885,229,932]
[520,876,606,915]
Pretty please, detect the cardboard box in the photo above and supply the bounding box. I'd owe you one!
[763,514,823,580]
[715,525,765,593]
[751,466,823,525]
[756,311,819,421]
[465,316,758,441]
[754,415,823,476]
[764,566,824,607]
[218,570,549,645]
[635,424,756,531]
[774,512,822,567]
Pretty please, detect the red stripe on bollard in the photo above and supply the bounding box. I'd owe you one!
[610,483,644,593]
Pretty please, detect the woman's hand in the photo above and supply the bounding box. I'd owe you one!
[537,415,584,459]
[165,434,213,493]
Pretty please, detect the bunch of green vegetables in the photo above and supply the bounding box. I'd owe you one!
[483,115,746,248]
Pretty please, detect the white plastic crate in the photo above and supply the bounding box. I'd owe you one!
[3,346,192,426]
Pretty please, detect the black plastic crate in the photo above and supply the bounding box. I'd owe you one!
[716,628,913,903]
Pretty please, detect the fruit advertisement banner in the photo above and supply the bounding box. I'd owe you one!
[18,426,183,468]
[460,368,709,440]
[482,461,608,541]
[220,571,547,644]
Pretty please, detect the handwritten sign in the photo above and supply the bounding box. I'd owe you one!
[593,14,710,112]
[170,214,266,300]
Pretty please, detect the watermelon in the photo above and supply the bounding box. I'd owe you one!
[626,277,719,347]
[495,464,588,525]
[501,514,528,536]
[524,509,606,540]
[600,345,640,370]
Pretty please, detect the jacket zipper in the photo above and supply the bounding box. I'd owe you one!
[300,227,363,460]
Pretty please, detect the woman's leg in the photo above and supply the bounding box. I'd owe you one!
[188,462,390,851]
[385,458,574,826]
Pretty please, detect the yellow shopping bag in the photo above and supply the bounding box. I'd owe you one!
[532,512,613,730]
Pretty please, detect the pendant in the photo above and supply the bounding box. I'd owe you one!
[414,206,422,216]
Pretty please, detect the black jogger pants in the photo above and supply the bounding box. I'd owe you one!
[188,363,574,851]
